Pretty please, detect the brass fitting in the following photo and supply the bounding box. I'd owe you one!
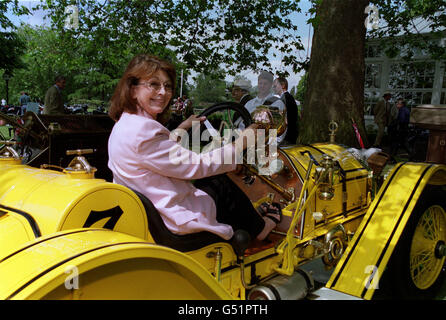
[63,149,97,179]
[0,140,22,164]
[317,154,337,201]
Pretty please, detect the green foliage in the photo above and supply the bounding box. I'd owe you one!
[0,31,25,74]
[307,0,323,28]
[370,0,446,61]
[0,0,30,30]
[36,0,305,76]
[190,71,228,106]
[0,0,29,100]
[5,25,76,103]
[0,0,310,106]
[295,72,308,104]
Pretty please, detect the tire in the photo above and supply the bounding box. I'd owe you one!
[377,187,446,299]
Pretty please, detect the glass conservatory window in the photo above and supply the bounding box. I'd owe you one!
[388,61,435,90]
[365,63,382,89]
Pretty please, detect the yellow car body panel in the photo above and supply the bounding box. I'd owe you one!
[0,209,35,254]
[282,143,368,177]
[281,143,370,239]
[0,229,232,300]
[0,164,151,258]
[326,162,446,299]
[0,139,444,300]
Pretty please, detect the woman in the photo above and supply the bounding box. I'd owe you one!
[108,54,280,245]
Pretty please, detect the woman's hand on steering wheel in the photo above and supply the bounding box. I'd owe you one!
[177,114,206,131]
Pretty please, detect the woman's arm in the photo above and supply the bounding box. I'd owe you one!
[136,121,258,181]
[175,114,206,131]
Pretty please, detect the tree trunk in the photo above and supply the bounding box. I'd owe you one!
[299,0,369,148]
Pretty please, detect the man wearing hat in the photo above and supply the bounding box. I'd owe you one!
[373,92,392,147]
[230,79,253,127]
[231,79,253,106]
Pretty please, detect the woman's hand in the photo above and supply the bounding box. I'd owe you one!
[177,114,206,131]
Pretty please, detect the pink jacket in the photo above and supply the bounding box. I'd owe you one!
[108,111,237,240]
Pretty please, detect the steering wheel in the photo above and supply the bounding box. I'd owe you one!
[191,102,253,153]
[199,101,252,128]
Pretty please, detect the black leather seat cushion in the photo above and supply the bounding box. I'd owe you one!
[131,189,227,252]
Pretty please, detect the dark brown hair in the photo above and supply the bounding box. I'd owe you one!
[275,77,288,90]
[276,77,288,90]
[109,54,176,121]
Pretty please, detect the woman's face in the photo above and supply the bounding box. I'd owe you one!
[132,70,173,118]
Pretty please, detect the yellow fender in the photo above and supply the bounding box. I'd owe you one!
[326,162,446,299]
[0,164,151,258]
[0,229,233,300]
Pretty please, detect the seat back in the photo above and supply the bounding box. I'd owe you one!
[131,189,227,252]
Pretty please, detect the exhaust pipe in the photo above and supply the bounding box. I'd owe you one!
[248,269,314,300]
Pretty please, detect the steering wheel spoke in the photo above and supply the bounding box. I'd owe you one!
[195,102,252,151]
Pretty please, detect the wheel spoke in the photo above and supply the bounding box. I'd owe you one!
[225,110,235,128]
[434,207,446,241]
[411,251,435,283]
[409,204,446,289]
[422,209,435,240]
[411,226,434,254]
[411,250,432,269]
[218,120,230,136]
[198,102,252,151]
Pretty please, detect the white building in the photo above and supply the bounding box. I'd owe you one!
[364,18,445,114]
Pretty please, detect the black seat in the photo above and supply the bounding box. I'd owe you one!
[131,189,228,252]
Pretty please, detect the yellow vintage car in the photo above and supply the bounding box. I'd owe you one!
[0,103,444,300]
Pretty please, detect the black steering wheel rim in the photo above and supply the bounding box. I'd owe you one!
[183,101,252,151]
[198,101,252,128]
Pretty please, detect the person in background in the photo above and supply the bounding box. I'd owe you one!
[183,96,194,119]
[19,91,30,115]
[230,79,253,126]
[273,77,298,145]
[107,54,281,247]
[43,75,66,115]
[231,79,253,107]
[174,96,184,114]
[390,98,411,159]
[373,92,392,148]
[244,70,285,114]
[242,71,286,143]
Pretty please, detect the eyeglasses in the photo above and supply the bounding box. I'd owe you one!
[138,81,174,93]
